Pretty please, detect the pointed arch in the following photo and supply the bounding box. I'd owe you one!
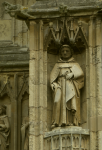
[0,82,13,102]
[18,80,29,102]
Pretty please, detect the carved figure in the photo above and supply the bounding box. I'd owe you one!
[0,105,10,149]
[50,45,84,128]
[59,4,68,14]
[21,117,29,150]
[2,1,35,19]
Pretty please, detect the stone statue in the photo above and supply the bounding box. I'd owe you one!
[21,117,29,150]
[50,45,84,128]
[0,105,10,149]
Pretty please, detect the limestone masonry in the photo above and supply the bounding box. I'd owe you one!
[0,0,102,149]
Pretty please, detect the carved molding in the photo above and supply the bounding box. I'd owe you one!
[2,1,102,20]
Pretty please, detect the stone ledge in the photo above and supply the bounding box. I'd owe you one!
[44,126,89,138]
[0,61,29,68]
[44,127,90,150]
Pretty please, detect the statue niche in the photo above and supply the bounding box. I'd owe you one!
[50,45,84,129]
[0,105,10,149]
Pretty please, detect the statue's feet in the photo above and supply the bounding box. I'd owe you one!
[67,122,73,126]
[51,123,59,129]
[70,123,73,126]
[55,123,59,127]
[51,124,55,129]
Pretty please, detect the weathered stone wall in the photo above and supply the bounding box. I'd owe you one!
[1,0,102,150]
[0,1,31,150]
[0,73,29,150]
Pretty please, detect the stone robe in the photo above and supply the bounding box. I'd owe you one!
[50,57,84,126]
[0,115,10,150]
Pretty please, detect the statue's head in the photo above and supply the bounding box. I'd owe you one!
[60,45,73,60]
[0,105,6,115]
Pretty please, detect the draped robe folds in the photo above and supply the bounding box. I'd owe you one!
[0,115,10,150]
[50,57,84,126]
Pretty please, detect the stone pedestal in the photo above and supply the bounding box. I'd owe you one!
[44,127,89,150]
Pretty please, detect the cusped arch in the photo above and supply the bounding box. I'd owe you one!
[44,19,88,55]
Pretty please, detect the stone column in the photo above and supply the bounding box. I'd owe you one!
[96,16,102,150]
[29,20,47,150]
[85,46,90,129]
[14,74,18,150]
[89,16,97,150]
[11,74,18,150]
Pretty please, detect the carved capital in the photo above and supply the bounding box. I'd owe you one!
[30,21,36,26]
[96,17,101,27]
[89,16,96,26]
[39,20,44,30]
[59,4,68,14]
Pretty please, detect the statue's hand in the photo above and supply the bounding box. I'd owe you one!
[51,82,59,91]
[66,72,74,80]
[51,83,55,91]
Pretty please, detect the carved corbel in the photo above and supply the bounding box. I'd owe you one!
[59,4,68,14]
[2,1,35,20]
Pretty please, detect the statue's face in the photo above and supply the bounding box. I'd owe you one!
[0,108,2,115]
[61,47,71,59]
